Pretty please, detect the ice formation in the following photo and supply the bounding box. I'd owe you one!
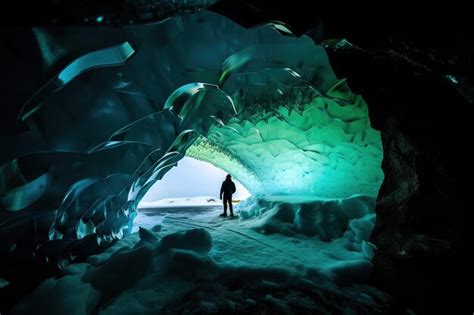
[187,79,383,197]
[1,11,383,250]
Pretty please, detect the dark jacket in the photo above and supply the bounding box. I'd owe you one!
[220,179,236,198]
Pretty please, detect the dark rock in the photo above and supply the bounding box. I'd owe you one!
[326,39,472,314]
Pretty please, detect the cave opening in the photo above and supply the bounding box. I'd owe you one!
[139,156,251,205]
[133,156,251,231]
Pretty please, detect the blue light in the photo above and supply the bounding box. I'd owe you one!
[96,16,104,23]
[446,74,458,84]
[58,42,135,84]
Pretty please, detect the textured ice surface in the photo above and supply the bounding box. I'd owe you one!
[187,79,383,197]
[1,11,382,247]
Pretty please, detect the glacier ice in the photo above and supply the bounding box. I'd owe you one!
[20,42,136,123]
[1,10,383,253]
[187,80,383,197]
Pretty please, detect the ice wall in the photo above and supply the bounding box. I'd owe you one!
[1,11,382,249]
[188,79,383,197]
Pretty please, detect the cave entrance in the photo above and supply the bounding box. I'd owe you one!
[135,156,251,229]
[139,156,251,205]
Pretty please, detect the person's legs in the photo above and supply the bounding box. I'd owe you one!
[222,197,227,216]
[228,198,233,216]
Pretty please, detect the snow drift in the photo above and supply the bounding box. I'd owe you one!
[239,194,375,241]
[10,226,389,314]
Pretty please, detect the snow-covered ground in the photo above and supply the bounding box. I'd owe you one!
[10,196,390,314]
[138,196,224,208]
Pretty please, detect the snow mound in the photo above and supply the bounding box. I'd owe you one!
[156,228,212,254]
[10,228,217,314]
[9,273,100,315]
[238,195,375,241]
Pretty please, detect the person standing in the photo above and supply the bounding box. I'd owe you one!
[220,174,236,217]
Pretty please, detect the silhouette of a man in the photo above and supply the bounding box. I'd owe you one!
[220,174,236,217]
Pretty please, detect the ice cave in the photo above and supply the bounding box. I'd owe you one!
[1,1,471,314]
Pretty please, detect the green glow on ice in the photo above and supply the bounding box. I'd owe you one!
[186,79,384,198]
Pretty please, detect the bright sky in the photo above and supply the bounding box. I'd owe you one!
[141,156,251,201]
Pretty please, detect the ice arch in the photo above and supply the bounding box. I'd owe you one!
[1,10,383,247]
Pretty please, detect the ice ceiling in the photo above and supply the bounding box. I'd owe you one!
[1,11,383,245]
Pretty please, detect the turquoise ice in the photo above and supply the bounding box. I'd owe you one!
[1,11,383,244]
